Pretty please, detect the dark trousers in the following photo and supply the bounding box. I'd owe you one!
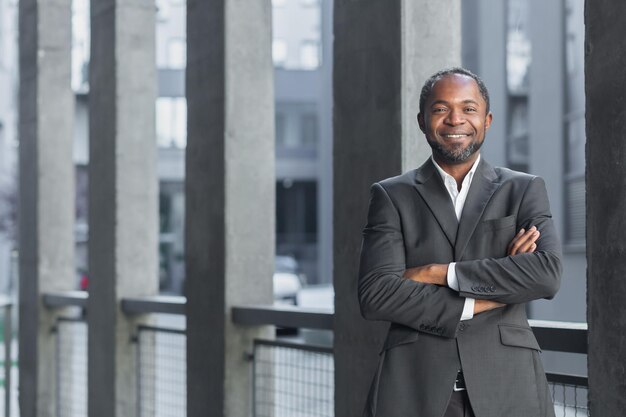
[443,390,476,417]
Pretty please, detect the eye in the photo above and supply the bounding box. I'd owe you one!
[464,107,477,112]
[432,108,447,113]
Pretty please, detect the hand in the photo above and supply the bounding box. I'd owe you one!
[507,226,540,255]
[473,299,505,314]
[403,264,448,286]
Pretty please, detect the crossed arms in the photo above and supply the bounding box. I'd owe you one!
[403,225,541,314]
[358,177,562,337]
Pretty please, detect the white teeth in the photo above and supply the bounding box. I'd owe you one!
[444,134,468,138]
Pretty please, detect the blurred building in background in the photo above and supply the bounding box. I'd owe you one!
[0,0,589,313]
[462,0,586,324]
[69,0,333,292]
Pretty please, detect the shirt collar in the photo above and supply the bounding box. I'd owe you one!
[431,154,481,186]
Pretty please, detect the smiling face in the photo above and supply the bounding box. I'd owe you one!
[418,73,492,166]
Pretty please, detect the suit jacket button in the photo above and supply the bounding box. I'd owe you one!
[459,323,466,331]
[489,285,496,292]
[479,286,486,292]
[419,324,425,330]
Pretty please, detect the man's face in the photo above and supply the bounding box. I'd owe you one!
[418,74,492,165]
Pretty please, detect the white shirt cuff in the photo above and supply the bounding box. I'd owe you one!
[447,262,459,291]
[460,298,475,321]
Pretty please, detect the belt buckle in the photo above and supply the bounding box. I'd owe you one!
[453,371,466,392]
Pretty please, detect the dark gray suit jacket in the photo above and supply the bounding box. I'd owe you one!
[358,158,562,417]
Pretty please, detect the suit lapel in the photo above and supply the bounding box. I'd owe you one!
[454,159,501,260]
[413,159,458,247]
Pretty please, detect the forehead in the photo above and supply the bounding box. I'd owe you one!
[428,74,484,106]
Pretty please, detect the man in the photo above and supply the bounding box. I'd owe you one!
[358,68,562,417]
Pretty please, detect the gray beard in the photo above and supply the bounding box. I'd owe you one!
[427,138,483,164]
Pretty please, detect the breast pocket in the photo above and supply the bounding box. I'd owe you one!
[477,215,517,257]
[482,214,516,231]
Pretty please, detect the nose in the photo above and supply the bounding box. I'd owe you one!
[445,109,465,126]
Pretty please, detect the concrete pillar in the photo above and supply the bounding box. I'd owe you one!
[585,1,626,414]
[333,1,461,415]
[18,0,74,414]
[87,0,158,415]
[185,1,274,416]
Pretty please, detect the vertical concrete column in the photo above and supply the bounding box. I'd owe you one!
[88,0,158,415]
[586,1,626,414]
[333,1,461,415]
[185,1,274,416]
[18,0,74,414]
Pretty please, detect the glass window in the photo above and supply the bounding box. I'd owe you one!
[167,38,186,69]
[506,0,531,172]
[276,180,317,238]
[506,0,531,94]
[71,0,90,92]
[272,0,321,70]
[563,0,586,246]
[299,40,320,70]
[273,39,288,68]
[156,98,187,148]
[300,112,318,146]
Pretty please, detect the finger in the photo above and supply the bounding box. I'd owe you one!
[516,230,540,254]
[510,227,539,255]
[509,229,535,255]
[507,228,525,253]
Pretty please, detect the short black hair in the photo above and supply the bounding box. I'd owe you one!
[419,67,490,115]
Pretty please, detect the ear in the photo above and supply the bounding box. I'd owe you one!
[417,113,426,133]
[485,112,493,129]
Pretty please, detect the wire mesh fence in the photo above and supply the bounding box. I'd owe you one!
[56,317,88,417]
[548,374,589,416]
[253,339,333,417]
[136,325,186,417]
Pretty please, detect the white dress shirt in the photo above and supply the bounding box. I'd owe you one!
[431,155,482,321]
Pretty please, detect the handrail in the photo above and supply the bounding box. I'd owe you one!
[232,304,334,330]
[42,291,88,308]
[42,291,186,316]
[121,295,185,315]
[232,305,588,354]
[545,372,588,387]
[528,319,587,354]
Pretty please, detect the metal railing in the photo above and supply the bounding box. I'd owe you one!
[530,320,588,415]
[122,296,186,417]
[44,292,187,417]
[134,325,186,417]
[43,291,88,417]
[234,306,590,416]
[0,298,14,417]
[55,317,87,417]
[253,339,333,417]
